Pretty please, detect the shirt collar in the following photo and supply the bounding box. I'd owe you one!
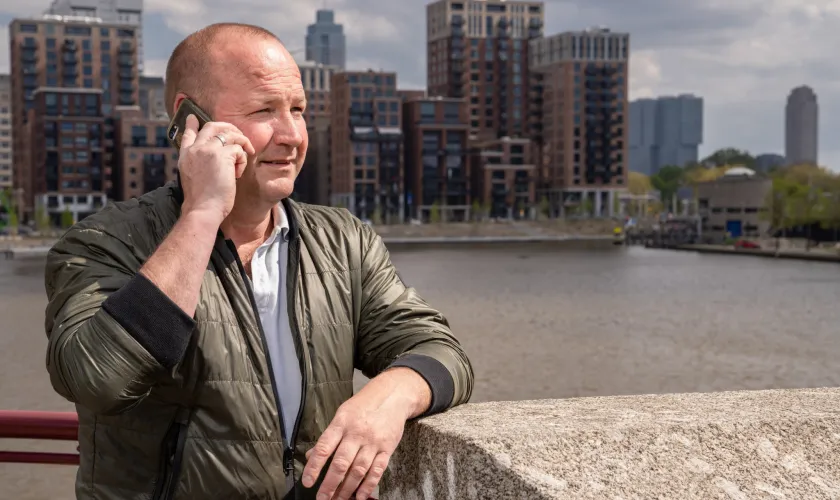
[270,202,291,243]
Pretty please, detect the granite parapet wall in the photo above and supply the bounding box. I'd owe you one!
[380,388,840,499]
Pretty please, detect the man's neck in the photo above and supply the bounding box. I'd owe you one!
[221,202,276,248]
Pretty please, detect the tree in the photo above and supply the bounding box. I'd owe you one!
[650,165,684,210]
[701,148,756,169]
[538,196,550,219]
[370,206,382,225]
[471,200,481,221]
[35,205,51,233]
[578,196,593,216]
[429,202,441,223]
[61,208,74,228]
[628,172,652,196]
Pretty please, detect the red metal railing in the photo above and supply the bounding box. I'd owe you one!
[0,410,79,465]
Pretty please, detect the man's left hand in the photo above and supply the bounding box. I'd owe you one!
[302,367,431,500]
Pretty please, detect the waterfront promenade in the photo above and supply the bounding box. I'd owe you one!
[2,243,839,498]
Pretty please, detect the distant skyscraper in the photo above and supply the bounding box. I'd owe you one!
[305,10,346,69]
[785,85,818,165]
[628,94,703,175]
[44,0,144,72]
[427,0,544,140]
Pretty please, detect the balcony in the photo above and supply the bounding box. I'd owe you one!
[117,56,133,67]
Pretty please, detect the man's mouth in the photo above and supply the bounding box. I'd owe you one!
[261,159,294,166]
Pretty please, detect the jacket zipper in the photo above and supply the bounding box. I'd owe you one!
[225,239,301,487]
[285,234,308,491]
[151,414,189,500]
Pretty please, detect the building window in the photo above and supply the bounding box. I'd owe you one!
[19,24,38,33]
[419,102,435,121]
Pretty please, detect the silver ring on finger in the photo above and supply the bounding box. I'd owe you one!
[214,134,226,146]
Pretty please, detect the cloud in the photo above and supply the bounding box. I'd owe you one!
[2,0,839,168]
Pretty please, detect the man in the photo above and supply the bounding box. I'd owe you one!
[44,23,473,500]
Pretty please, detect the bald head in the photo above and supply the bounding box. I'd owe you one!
[164,23,286,118]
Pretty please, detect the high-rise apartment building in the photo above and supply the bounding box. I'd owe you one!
[785,85,818,166]
[139,75,166,119]
[0,75,12,189]
[426,0,544,140]
[402,96,471,221]
[44,0,145,72]
[628,94,703,175]
[529,27,629,216]
[305,10,346,69]
[9,16,139,218]
[28,87,107,224]
[299,60,339,123]
[330,70,403,221]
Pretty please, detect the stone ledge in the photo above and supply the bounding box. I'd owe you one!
[381,388,840,499]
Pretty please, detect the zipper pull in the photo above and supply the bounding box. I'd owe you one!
[283,448,294,476]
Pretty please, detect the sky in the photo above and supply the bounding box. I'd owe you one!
[0,0,838,170]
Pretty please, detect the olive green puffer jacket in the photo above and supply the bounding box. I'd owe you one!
[44,183,473,499]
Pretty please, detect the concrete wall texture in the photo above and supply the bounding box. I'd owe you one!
[629,95,703,175]
[380,388,840,499]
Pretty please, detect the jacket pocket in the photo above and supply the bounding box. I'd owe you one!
[151,411,190,500]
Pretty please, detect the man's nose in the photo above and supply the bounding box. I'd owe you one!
[272,113,303,147]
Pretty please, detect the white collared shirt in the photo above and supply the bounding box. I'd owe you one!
[250,204,302,438]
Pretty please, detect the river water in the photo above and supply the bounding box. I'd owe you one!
[2,241,839,498]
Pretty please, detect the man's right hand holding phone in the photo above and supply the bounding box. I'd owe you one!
[177,114,255,227]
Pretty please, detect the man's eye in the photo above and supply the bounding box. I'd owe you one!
[292,107,304,113]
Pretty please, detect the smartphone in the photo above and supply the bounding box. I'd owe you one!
[166,98,213,149]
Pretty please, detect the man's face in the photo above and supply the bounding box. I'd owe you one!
[209,37,308,207]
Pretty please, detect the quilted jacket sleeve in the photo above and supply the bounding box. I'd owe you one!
[354,223,474,417]
[44,226,195,415]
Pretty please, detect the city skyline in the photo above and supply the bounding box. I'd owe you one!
[0,0,838,170]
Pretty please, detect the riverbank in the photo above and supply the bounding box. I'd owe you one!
[1,219,619,257]
[673,243,840,263]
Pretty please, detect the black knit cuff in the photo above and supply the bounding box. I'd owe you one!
[388,354,454,418]
[102,273,196,369]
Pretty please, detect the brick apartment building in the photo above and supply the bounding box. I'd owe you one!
[529,27,630,216]
[0,75,11,190]
[113,106,177,201]
[330,70,404,221]
[427,0,544,141]
[27,87,107,224]
[470,136,537,218]
[299,60,339,123]
[402,96,471,221]
[9,15,138,219]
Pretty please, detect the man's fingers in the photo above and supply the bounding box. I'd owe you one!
[334,446,376,500]
[195,122,256,155]
[179,114,199,150]
[354,452,390,500]
[316,440,361,500]
[302,426,344,488]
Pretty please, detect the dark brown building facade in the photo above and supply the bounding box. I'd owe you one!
[9,16,139,218]
[529,28,629,216]
[29,87,106,225]
[113,107,177,201]
[330,70,404,222]
[403,97,470,221]
[427,0,544,141]
[294,115,331,206]
[470,136,537,219]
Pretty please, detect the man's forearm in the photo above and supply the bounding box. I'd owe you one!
[367,367,433,420]
[139,211,220,317]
